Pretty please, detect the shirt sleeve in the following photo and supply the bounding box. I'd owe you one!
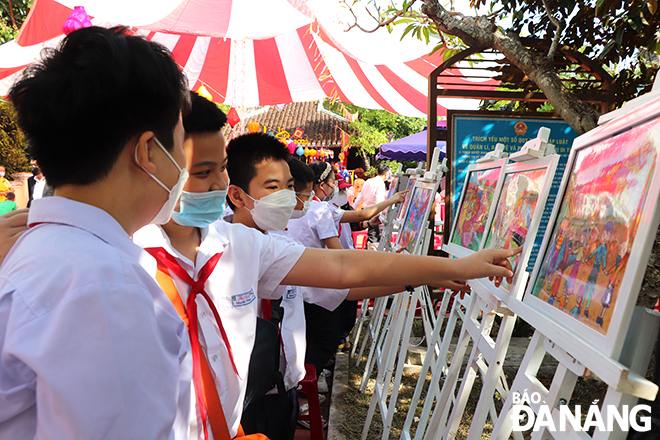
[0,279,186,440]
[312,204,339,242]
[256,233,306,299]
[300,286,349,311]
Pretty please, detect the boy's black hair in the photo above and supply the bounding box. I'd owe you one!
[377,163,390,176]
[9,26,190,188]
[287,157,314,193]
[5,192,15,201]
[309,161,333,185]
[183,91,227,135]
[226,132,290,209]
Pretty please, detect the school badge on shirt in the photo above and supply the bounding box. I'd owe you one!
[232,288,256,307]
[286,286,298,299]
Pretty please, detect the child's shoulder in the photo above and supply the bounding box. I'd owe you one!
[211,219,268,244]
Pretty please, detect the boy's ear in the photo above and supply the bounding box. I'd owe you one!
[133,131,157,173]
[227,184,248,209]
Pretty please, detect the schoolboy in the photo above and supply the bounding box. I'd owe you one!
[0,26,193,439]
[224,132,518,374]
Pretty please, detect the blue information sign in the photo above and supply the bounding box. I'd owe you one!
[447,112,579,270]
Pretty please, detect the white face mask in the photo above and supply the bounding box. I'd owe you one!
[245,189,297,231]
[135,137,188,225]
[291,192,313,219]
[331,190,348,207]
[323,183,338,202]
[0,172,5,177]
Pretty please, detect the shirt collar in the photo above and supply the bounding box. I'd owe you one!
[28,196,144,260]
[135,223,229,276]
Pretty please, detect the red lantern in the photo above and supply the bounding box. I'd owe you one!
[287,142,297,154]
[227,107,240,128]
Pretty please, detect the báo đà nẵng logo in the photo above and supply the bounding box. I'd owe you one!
[510,391,651,433]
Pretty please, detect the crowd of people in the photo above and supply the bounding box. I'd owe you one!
[0,26,520,440]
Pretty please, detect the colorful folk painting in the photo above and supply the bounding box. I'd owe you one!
[397,185,434,252]
[450,167,502,251]
[483,168,549,289]
[397,177,418,222]
[530,117,659,334]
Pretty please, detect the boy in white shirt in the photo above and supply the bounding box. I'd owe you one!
[0,26,193,440]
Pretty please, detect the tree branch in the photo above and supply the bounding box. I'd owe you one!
[541,0,565,59]
[8,0,16,29]
[342,0,418,33]
[420,0,598,133]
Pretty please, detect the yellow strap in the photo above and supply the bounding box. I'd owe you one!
[154,262,233,440]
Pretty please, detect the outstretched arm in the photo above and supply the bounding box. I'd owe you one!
[283,247,521,298]
[342,191,407,223]
[345,279,470,301]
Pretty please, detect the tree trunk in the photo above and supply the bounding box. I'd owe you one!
[421,0,600,134]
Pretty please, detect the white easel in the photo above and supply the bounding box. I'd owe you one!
[351,168,417,365]
[399,289,474,440]
[360,150,447,440]
[405,134,559,440]
[490,303,659,440]
[355,156,445,379]
[352,161,437,370]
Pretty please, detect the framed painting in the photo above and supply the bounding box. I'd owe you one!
[396,175,419,223]
[522,97,660,358]
[379,175,401,221]
[475,156,559,300]
[395,181,438,255]
[444,158,508,258]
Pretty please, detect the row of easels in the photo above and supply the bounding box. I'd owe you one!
[399,126,660,440]
[350,149,455,440]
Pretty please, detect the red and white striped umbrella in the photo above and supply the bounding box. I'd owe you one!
[0,0,495,117]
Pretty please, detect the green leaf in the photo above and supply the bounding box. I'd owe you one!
[400,24,415,40]
[429,43,445,57]
[442,48,461,63]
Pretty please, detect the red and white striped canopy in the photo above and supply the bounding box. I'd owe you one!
[0,0,495,117]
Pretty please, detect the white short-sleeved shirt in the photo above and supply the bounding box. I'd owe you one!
[287,200,338,249]
[328,203,355,250]
[267,230,347,390]
[352,176,386,209]
[0,197,192,440]
[133,221,305,438]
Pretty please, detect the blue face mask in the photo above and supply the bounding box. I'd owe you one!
[171,189,228,228]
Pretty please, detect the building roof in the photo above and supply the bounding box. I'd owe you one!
[239,101,352,148]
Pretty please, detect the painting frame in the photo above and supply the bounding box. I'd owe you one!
[443,158,508,258]
[379,173,401,222]
[521,98,660,359]
[471,155,559,301]
[395,174,420,225]
[395,180,439,255]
